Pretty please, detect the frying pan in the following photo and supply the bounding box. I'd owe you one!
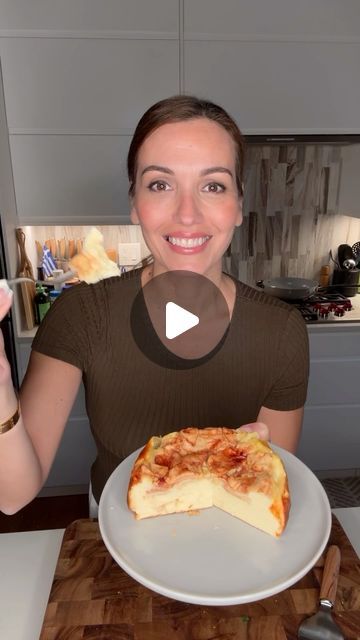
[256,277,318,300]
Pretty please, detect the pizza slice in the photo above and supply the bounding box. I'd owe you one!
[127,427,290,537]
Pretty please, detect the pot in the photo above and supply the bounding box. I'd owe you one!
[256,277,318,300]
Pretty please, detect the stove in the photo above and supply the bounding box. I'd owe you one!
[288,292,353,322]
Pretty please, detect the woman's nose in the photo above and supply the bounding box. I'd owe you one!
[173,191,203,225]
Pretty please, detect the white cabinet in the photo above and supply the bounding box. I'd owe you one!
[338,144,360,218]
[0,0,179,224]
[9,134,133,224]
[297,325,360,472]
[1,0,360,224]
[184,0,360,135]
[184,0,360,39]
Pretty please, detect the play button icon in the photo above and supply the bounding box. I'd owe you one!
[165,302,199,339]
[130,270,230,368]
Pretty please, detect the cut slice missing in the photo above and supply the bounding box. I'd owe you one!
[127,427,290,537]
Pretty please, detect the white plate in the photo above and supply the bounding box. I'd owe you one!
[99,445,331,606]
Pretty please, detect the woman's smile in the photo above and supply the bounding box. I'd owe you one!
[164,233,212,253]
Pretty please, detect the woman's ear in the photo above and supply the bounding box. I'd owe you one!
[235,196,243,227]
[130,199,139,224]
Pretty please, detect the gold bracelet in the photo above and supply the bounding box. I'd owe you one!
[0,405,20,435]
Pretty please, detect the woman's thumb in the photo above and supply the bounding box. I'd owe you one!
[239,421,270,441]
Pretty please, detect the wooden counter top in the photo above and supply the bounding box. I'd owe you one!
[39,516,360,639]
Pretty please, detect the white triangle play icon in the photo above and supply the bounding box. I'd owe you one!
[165,302,199,340]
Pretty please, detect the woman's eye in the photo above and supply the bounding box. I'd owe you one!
[148,180,170,192]
[204,182,226,193]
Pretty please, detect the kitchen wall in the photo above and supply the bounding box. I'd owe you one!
[224,144,360,284]
[22,142,360,289]
[22,224,149,275]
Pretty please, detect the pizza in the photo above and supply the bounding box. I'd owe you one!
[127,427,290,537]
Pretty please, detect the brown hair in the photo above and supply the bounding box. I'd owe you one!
[127,95,245,198]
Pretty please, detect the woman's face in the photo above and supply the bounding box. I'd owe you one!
[130,118,242,281]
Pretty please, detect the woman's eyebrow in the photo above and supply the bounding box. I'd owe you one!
[141,165,174,176]
[200,166,233,177]
[141,165,233,178]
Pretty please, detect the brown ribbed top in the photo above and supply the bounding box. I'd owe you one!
[32,270,309,503]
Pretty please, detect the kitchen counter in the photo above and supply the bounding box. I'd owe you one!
[0,508,359,640]
[15,293,360,340]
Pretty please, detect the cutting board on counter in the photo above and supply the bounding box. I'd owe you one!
[39,516,359,639]
[15,228,35,330]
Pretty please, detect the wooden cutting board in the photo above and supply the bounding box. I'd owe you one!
[39,516,360,639]
[15,228,35,330]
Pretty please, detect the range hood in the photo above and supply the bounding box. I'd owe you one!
[245,134,360,145]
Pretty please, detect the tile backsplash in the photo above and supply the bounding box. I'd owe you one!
[225,144,360,285]
[21,143,360,287]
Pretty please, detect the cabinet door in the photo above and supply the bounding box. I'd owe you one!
[338,144,360,218]
[184,41,360,135]
[1,36,179,224]
[298,405,360,470]
[44,414,96,489]
[17,342,31,383]
[16,342,95,489]
[184,0,360,134]
[300,327,360,471]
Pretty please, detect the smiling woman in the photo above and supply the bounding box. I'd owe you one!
[0,95,309,517]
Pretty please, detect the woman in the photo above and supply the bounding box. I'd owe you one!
[0,95,309,515]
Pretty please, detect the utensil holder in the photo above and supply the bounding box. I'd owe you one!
[332,268,360,297]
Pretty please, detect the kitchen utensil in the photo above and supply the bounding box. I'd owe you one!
[50,238,57,259]
[15,228,36,330]
[332,268,360,297]
[35,240,43,265]
[337,243,355,270]
[7,277,35,286]
[352,241,360,266]
[76,239,83,255]
[342,258,356,270]
[68,239,76,259]
[297,545,343,640]
[319,265,330,288]
[256,277,318,300]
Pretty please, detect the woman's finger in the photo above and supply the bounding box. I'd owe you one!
[238,421,270,441]
[0,284,14,321]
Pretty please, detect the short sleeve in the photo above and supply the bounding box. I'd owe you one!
[263,307,309,411]
[31,286,93,371]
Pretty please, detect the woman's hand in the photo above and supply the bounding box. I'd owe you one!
[0,284,14,386]
[239,421,270,441]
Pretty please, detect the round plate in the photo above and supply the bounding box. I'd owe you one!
[98,445,331,606]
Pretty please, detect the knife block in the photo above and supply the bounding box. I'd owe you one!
[332,268,360,297]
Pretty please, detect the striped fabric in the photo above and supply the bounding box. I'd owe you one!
[42,245,56,277]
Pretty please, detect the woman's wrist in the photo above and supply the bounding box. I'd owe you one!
[0,384,18,424]
[0,404,20,434]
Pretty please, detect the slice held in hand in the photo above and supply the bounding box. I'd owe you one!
[127,427,290,537]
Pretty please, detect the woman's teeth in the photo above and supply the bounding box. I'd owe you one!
[166,236,210,248]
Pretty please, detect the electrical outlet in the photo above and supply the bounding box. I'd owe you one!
[118,242,141,266]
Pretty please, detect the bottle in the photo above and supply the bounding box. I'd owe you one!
[319,265,330,288]
[49,290,61,305]
[34,285,51,324]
